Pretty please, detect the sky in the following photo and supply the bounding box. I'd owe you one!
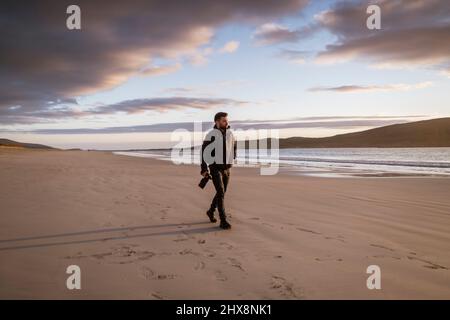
[0,0,449,149]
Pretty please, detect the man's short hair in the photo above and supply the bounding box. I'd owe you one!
[214,112,228,122]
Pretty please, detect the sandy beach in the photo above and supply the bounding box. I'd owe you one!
[0,148,449,299]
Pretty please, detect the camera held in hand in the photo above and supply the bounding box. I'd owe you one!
[198,172,212,189]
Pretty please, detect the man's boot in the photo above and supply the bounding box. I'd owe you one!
[206,208,217,223]
[219,214,231,229]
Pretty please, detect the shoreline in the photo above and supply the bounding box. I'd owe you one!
[113,149,450,178]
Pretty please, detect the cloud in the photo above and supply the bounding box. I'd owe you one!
[219,41,240,53]
[253,23,319,45]
[160,79,250,96]
[0,97,248,124]
[1,116,428,134]
[253,23,296,45]
[94,97,247,114]
[186,47,215,66]
[313,0,450,74]
[161,87,196,95]
[0,0,309,123]
[276,49,309,64]
[188,41,239,65]
[308,81,433,93]
[140,62,182,76]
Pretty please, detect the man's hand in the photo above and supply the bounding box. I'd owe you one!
[201,171,209,178]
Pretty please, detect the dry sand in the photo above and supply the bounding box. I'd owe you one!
[0,148,449,299]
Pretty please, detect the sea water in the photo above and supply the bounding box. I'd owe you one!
[114,147,450,177]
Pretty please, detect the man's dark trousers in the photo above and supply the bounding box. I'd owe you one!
[208,166,230,220]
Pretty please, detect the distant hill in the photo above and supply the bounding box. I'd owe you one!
[2,118,449,151]
[240,118,450,148]
[122,118,450,151]
[0,138,55,149]
[276,118,450,148]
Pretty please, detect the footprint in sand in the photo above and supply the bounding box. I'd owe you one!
[160,208,169,220]
[179,248,200,256]
[219,242,234,250]
[65,244,155,264]
[407,256,448,270]
[140,266,155,280]
[214,270,228,281]
[369,254,401,260]
[315,257,343,262]
[296,227,321,235]
[141,266,178,280]
[194,261,206,271]
[173,234,189,242]
[227,257,245,273]
[324,236,346,243]
[204,250,216,258]
[270,275,302,299]
[262,222,275,228]
[150,292,164,300]
[370,244,395,252]
[156,274,177,280]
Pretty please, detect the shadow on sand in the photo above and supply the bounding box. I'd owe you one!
[0,221,221,251]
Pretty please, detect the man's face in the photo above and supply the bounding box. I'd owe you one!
[216,116,228,129]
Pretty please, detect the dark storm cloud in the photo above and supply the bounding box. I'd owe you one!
[0,0,309,124]
[315,0,450,71]
[267,0,450,74]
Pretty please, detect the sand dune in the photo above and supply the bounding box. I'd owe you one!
[0,149,449,299]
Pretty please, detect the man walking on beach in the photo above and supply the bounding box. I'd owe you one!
[200,112,237,230]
